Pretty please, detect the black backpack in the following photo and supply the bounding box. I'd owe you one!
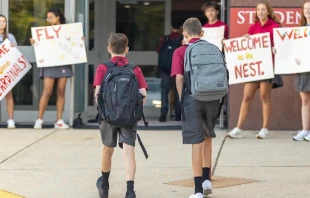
[158,35,183,72]
[97,61,149,158]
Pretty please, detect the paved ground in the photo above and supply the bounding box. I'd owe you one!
[0,128,309,198]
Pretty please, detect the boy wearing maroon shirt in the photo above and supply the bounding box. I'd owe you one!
[201,1,229,39]
[171,18,220,198]
[93,33,148,198]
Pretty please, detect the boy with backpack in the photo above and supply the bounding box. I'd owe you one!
[157,22,183,122]
[171,18,228,198]
[93,33,148,198]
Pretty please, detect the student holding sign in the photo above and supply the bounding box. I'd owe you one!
[201,1,229,39]
[29,8,78,129]
[227,1,283,139]
[0,14,18,129]
[293,1,310,141]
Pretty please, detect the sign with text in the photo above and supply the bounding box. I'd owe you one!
[229,8,301,38]
[223,33,274,84]
[274,26,310,74]
[0,39,32,101]
[31,22,87,67]
[201,26,225,51]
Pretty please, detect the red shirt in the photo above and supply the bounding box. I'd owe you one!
[248,19,281,47]
[203,20,229,39]
[157,32,182,52]
[93,56,148,89]
[170,38,200,77]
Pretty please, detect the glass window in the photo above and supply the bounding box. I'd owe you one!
[8,0,65,107]
[116,1,165,51]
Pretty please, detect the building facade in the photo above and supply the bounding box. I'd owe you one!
[0,0,305,129]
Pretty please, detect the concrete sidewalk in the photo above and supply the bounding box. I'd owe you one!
[0,128,309,198]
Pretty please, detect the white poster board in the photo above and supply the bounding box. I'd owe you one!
[274,26,310,74]
[31,22,87,68]
[223,33,274,84]
[201,26,225,51]
[0,39,32,101]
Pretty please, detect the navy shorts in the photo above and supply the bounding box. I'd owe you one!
[181,92,220,144]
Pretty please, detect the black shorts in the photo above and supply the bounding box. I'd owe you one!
[181,92,220,144]
[99,121,137,148]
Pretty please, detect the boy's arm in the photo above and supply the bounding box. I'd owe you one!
[94,86,101,105]
[176,74,184,100]
[139,88,147,106]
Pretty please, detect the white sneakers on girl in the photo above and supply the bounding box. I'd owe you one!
[257,128,270,139]
[7,119,16,129]
[293,130,309,141]
[226,127,243,138]
[34,119,43,129]
[54,119,69,129]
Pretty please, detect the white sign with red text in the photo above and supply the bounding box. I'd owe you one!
[201,26,225,51]
[31,22,87,67]
[223,33,274,84]
[0,39,32,101]
[274,26,310,74]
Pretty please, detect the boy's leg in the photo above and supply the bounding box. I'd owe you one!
[97,121,118,198]
[202,137,212,182]
[192,143,204,194]
[119,125,137,198]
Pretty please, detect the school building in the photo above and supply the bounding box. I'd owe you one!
[0,0,305,130]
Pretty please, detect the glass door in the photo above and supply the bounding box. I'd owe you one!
[0,0,71,124]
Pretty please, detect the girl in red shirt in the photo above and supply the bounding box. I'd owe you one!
[227,1,283,139]
[293,1,310,141]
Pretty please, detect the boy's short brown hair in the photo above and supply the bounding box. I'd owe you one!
[108,33,128,55]
[201,1,219,12]
[183,18,202,36]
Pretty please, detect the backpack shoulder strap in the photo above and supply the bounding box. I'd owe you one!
[103,61,116,68]
[126,62,138,70]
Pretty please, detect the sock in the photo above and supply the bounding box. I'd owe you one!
[102,171,110,187]
[194,177,203,194]
[202,167,211,181]
[127,180,134,191]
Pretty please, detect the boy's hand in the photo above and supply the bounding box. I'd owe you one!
[29,38,35,45]
[10,43,16,47]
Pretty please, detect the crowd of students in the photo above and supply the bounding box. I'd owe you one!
[1,1,310,198]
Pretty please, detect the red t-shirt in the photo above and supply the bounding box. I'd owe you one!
[248,19,281,47]
[157,32,182,52]
[203,20,229,39]
[170,38,200,77]
[93,56,148,89]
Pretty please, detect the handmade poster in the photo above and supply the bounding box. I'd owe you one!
[0,39,32,101]
[201,26,225,51]
[223,33,274,84]
[274,26,310,74]
[31,22,87,67]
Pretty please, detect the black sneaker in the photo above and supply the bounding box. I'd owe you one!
[125,190,136,198]
[159,115,166,122]
[96,176,109,198]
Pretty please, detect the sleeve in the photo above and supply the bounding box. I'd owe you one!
[93,65,106,87]
[9,34,18,46]
[170,49,184,77]
[135,67,148,89]
[248,25,254,35]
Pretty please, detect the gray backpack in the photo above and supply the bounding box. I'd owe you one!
[184,39,228,102]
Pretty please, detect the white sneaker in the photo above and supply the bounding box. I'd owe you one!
[54,119,69,129]
[202,180,212,195]
[227,127,243,138]
[293,130,309,141]
[34,119,43,129]
[257,128,269,139]
[7,119,16,129]
[189,193,203,198]
[304,133,310,141]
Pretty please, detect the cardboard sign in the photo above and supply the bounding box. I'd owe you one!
[274,26,310,74]
[0,39,32,101]
[31,22,87,67]
[223,33,274,84]
[201,26,225,51]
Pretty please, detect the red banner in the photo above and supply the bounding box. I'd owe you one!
[229,8,302,38]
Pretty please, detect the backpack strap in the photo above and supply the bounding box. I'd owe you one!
[103,61,116,68]
[126,62,137,70]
